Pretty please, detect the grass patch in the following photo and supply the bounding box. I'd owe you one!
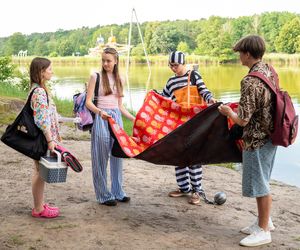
[53,97,74,117]
[0,82,27,99]
[122,118,134,135]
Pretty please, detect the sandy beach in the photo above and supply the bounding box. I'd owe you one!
[0,126,300,250]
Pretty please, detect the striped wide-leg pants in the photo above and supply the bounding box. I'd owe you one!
[175,165,203,193]
[91,109,126,203]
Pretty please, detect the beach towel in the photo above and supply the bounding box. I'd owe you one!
[108,90,242,166]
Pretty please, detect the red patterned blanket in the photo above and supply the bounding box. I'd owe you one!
[108,90,242,166]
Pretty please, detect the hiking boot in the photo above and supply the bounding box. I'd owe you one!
[168,189,190,198]
[188,192,200,205]
[241,217,275,235]
[239,228,272,247]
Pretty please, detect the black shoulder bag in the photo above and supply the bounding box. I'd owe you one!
[1,88,48,160]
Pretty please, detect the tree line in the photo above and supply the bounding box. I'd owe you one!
[0,11,300,62]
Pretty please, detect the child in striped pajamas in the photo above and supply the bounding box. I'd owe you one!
[86,48,135,206]
[162,51,217,205]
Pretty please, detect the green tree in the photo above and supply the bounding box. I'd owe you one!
[0,38,7,56]
[119,26,129,45]
[148,23,184,54]
[296,36,300,53]
[144,22,160,54]
[69,28,90,55]
[177,41,190,53]
[275,17,300,53]
[46,38,58,56]
[57,39,75,56]
[259,12,297,52]
[231,16,257,44]
[5,32,28,55]
[195,17,233,58]
[131,43,144,56]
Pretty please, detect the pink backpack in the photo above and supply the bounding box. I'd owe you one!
[248,66,298,147]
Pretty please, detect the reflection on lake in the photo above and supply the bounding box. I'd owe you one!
[51,64,300,188]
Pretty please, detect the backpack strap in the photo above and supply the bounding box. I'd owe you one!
[247,68,278,94]
[268,64,280,90]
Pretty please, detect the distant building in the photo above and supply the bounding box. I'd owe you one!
[88,30,130,57]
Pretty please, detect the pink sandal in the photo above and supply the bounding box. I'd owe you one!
[32,206,59,218]
[44,204,59,211]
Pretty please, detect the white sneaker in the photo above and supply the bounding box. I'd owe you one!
[240,217,275,234]
[239,228,272,247]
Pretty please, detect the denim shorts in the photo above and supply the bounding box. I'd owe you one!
[242,140,277,197]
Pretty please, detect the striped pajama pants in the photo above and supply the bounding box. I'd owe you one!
[175,165,203,193]
[91,108,126,203]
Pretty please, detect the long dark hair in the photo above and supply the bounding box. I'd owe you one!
[101,47,123,97]
[29,57,51,93]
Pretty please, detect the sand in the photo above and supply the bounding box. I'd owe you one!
[0,127,300,250]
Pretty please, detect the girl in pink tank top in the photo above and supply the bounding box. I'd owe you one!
[86,48,135,206]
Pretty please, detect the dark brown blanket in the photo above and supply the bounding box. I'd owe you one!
[109,102,242,166]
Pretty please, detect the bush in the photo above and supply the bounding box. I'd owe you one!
[49,51,58,57]
[14,68,30,92]
[0,57,15,82]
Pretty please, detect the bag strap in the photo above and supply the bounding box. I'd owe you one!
[27,87,49,113]
[93,72,100,105]
[187,70,199,108]
[247,66,279,94]
[187,70,196,108]
[90,72,100,120]
[187,71,191,108]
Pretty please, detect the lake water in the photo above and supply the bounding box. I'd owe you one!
[51,64,300,188]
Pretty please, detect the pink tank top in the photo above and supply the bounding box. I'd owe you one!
[96,74,120,109]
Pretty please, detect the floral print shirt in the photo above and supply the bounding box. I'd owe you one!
[30,84,60,141]
[238,62,276,151]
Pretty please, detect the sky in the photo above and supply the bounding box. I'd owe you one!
[1,0,300,38]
